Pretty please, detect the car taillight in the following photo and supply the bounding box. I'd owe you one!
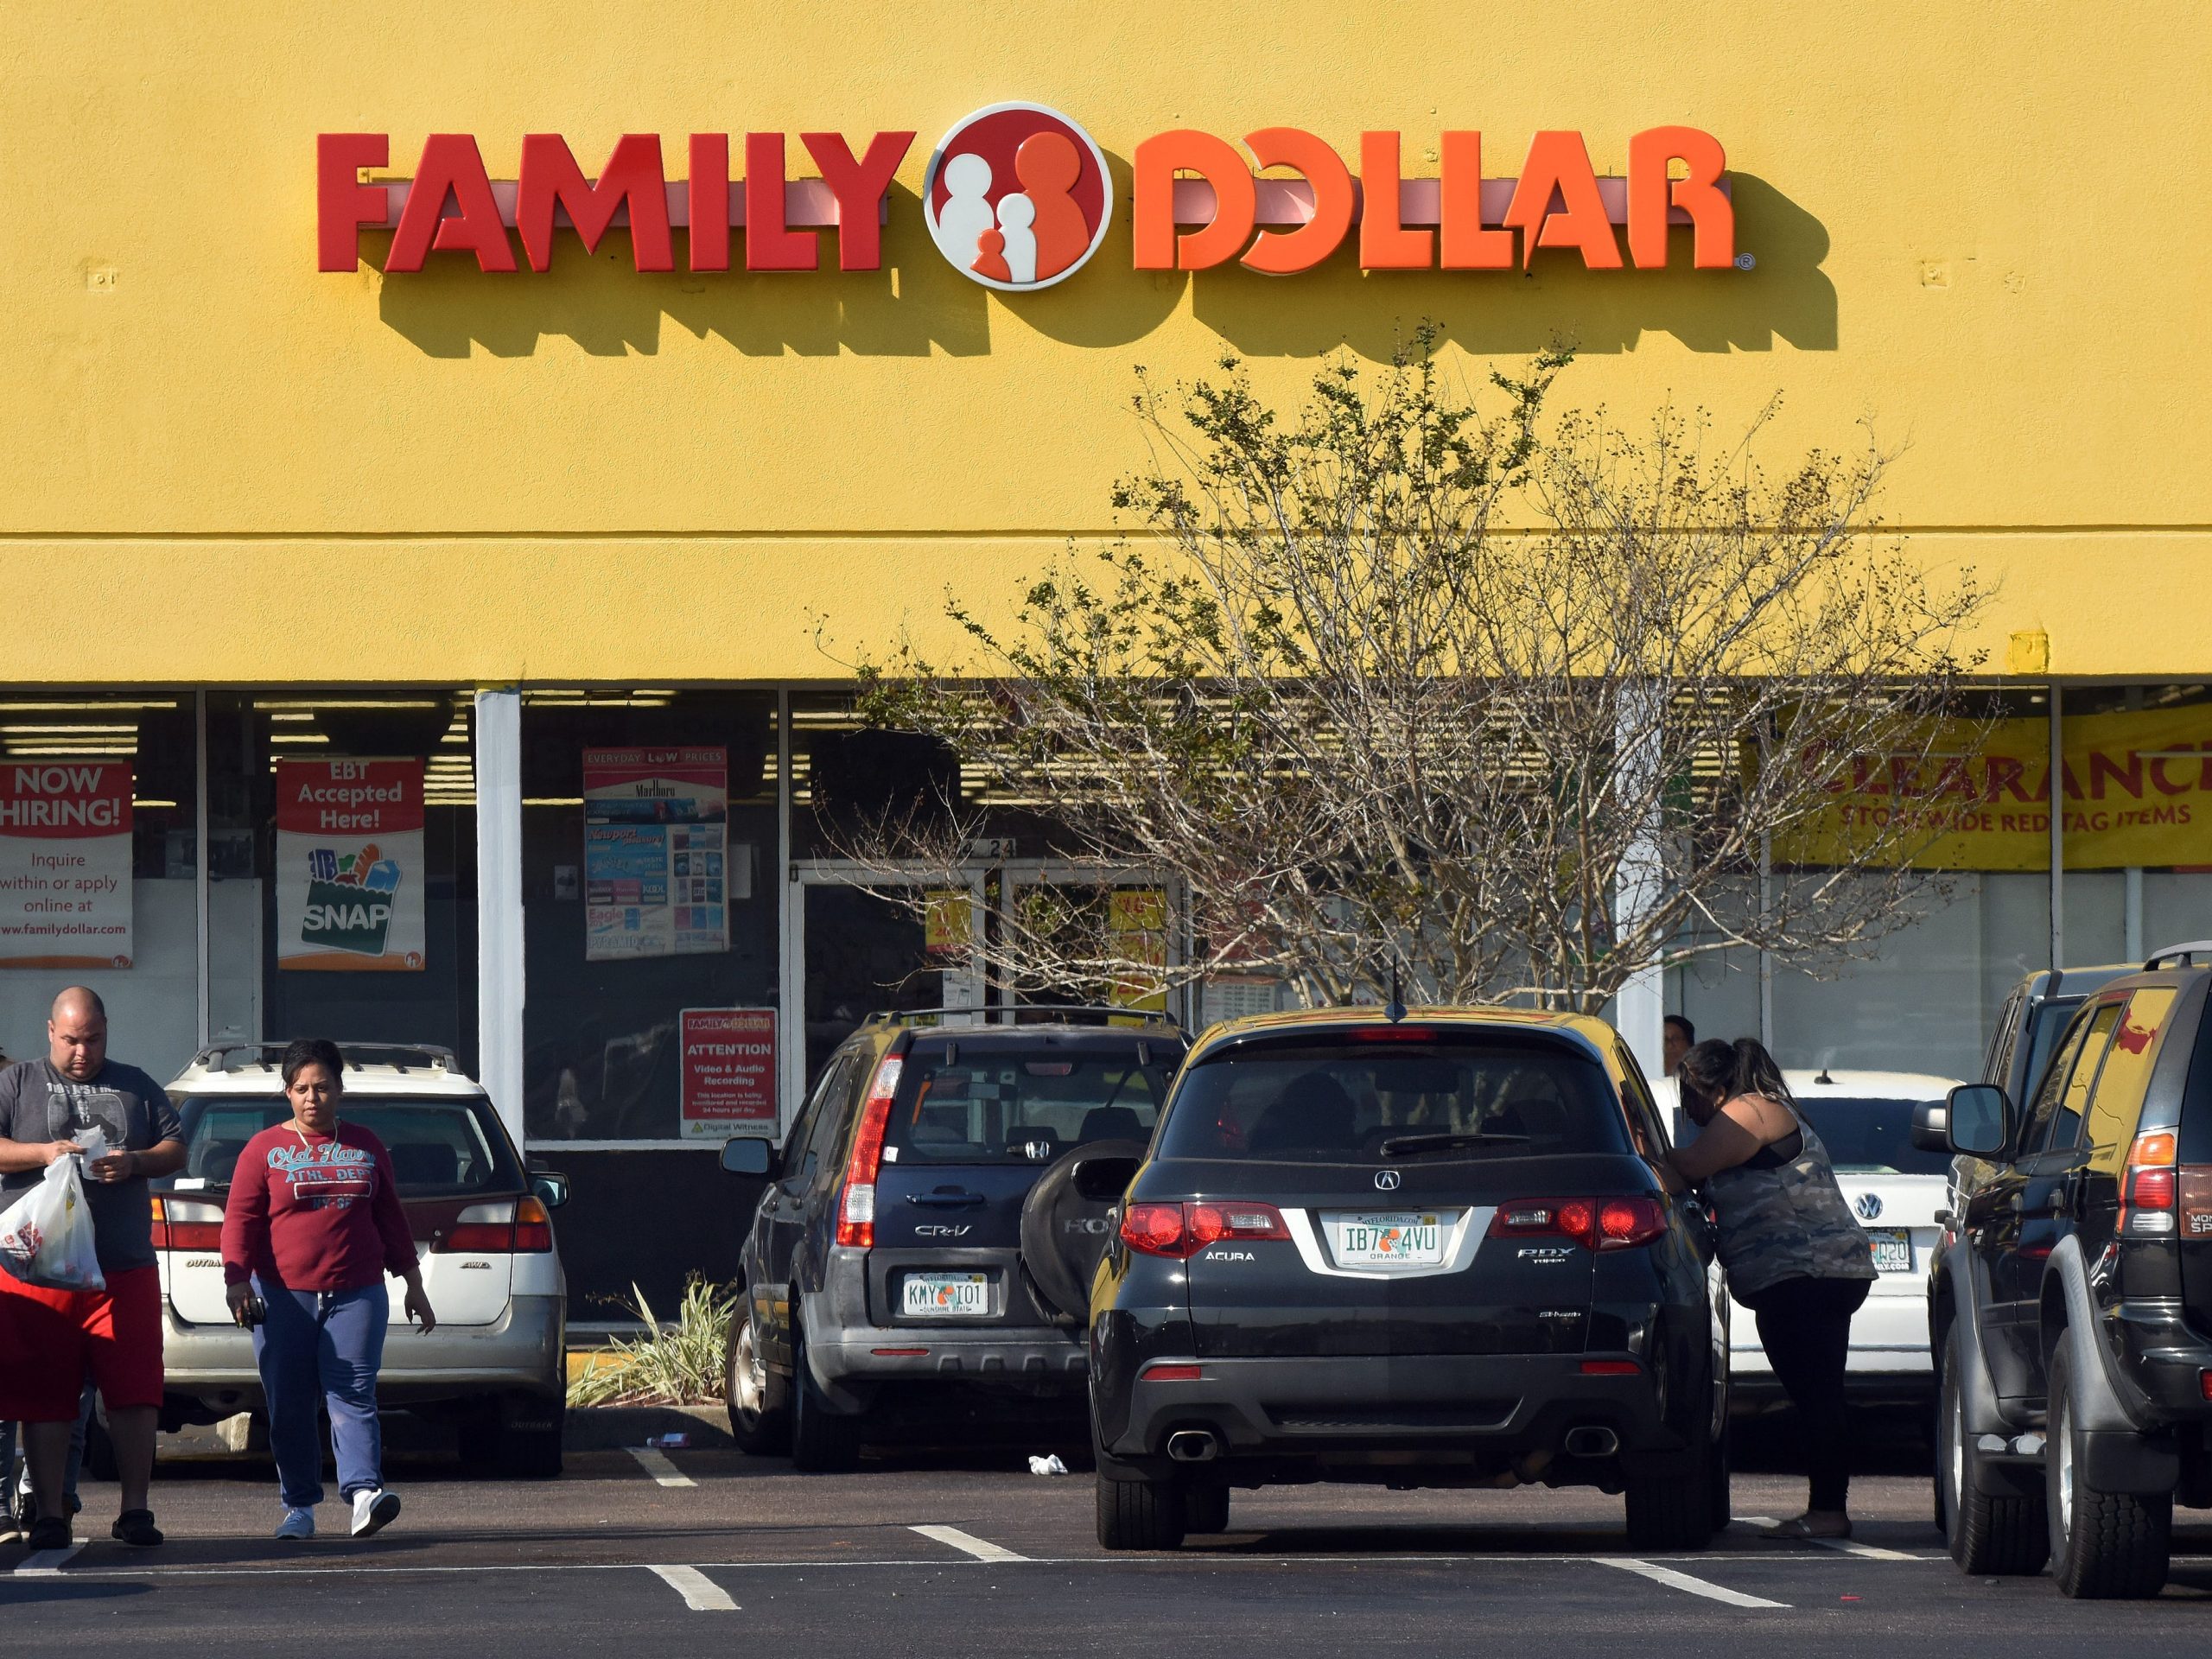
[2121,1129,2179,1238]
[1119,1200,1290,1259]
[149,1196,221,1251]
[836,1054,904,1249]
[1491,1196,1667,1251]
[440,1200,518,1253]
[512,1196,553,1252]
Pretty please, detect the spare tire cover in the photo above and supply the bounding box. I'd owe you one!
[1020,1140,1147,1327]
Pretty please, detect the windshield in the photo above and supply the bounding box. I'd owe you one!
[1790,1096,1952,1175]
[884,1045,1178,1166]
[172,1096,521,1198]
[1155,1035,1630,1163]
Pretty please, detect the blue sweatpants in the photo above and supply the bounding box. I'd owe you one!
[251,1278,388,1510]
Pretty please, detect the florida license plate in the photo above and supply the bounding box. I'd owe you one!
[902,1271,989,1317]
[1868,1229,1914,1274]
[1325,1211,1446,1268]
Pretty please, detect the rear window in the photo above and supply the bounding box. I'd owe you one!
[1154,1034,1631,1164]
[2021,996,2083,1103]
[1789,1096,1952,1176]
[883,1045,1178,1166]
[173,1096,521,1198]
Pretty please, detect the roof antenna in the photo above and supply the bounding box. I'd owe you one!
[1384,960,1407,1026]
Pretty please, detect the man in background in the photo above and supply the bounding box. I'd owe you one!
[1663,1014,1696,1077]
[0,988,185,1549]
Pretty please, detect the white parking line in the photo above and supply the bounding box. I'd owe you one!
[1733,1516,1920,1562]
[12,1541,85,1574]
[1596,1557,1790,1609]
[626,1447,696,1489]
[909,1524,1028,1563]
[646,1563,737,1611]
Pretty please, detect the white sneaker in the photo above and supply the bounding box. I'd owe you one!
[351,1489,400,1537]
[274,1508,315,1541]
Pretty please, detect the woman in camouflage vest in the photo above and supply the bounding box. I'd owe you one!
[1671,1037,1876,1541]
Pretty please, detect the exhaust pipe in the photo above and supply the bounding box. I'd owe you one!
[1562,1425,1619,1458]
[1166,1429,1222,1463]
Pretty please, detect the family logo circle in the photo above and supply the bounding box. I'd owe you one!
[923,103,1112,291]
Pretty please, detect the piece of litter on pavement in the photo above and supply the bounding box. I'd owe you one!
[1027,1454,1070,1476]
[646,1433,690,1449]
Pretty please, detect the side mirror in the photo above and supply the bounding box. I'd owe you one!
[529,1173,571,1211]
[1943,1084,2009,1158]
[1908,1101,1951,1154]
[721,1137,774,1177]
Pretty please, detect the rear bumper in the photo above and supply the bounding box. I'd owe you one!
[806,1320,1088,1411]
[2113,1300,2212,1422]
[1728,1281,1935,1394]
[160,1294,565,1422]
[1102,1353,1680,1472]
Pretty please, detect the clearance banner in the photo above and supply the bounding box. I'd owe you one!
[1787,707,2212,872]
[0,763,133,969]
[276,759,427,969]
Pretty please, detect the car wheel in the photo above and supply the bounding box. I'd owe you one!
[1625,1404,1713,1552]
[724,1296,791,1458]
[1939,1322,2047,1574]
[2045,1345,2171,1599]
[787,1323,861,1474]
[1706,1414,1733,1536]
[1184,1480,1230,1535]
[1096,1471,1188,1550]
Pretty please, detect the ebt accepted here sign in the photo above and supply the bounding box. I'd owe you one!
[276,758,427,971]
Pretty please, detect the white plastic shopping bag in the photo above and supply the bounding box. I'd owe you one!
[0,1132,106,1293]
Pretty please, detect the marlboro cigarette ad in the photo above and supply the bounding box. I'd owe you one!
[276,758,427,970]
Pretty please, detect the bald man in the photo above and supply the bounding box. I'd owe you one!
[0,988,183,1548]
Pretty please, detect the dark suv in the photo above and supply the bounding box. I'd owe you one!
[1921,945,2212,1597]
[719,1007,1185,1470]
[1084,1007,1728,1551]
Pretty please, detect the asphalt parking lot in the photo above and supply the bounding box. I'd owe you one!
[4,1421,2210,1654]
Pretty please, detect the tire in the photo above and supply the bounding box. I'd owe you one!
[2046,1345,2171,1599]
[1096,1472,1188,1550]
[724,1297,791,1457]
[1626,1412,1713,1552]
[495,1414,565,1479]
[1939,1323,2047,1574]
[1185,1480,1230,1535]
[1706,1416,1733,1536]
[787,1324,861,1474]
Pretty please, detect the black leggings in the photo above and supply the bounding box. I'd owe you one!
[1743,1275,1872,1512]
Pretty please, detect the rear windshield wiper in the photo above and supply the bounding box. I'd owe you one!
[1376,1131,1530,1156]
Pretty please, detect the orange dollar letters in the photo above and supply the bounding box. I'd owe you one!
[1240,127,1354,275]
[1627,126,1732,270]
[1133,130,1255,270]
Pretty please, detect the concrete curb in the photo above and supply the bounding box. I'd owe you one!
[563,1403,733,1450]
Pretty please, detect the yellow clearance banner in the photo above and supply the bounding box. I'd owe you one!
[1787,706,2212,872]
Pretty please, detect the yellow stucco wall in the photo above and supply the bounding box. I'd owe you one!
[3,3,2207,683]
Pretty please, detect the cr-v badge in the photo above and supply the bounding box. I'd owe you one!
[1375,1169,1402,1191]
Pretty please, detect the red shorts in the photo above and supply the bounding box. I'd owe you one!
[0,1263,164,1420]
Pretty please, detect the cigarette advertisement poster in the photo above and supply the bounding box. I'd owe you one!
[583,748,729,962]
[276,759,426,970]
[680,1008,778,1138]
[0,762,133,969]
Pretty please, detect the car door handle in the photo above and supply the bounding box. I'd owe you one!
[906,1191,988,1208]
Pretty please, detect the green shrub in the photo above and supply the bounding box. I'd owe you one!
[568,1274,737,1408]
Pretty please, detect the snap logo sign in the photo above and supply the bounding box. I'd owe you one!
[319,112,1735,281]
[924,103,1112,290]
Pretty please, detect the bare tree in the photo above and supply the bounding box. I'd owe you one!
[827,336,1990,1013]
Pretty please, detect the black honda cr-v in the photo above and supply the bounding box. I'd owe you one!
[1083,1007,1729,1550]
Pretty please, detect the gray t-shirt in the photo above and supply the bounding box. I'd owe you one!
[0,1058,181,1273]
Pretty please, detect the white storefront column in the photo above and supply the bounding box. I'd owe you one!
[1613,683,1668,1080]
[474,687,525,1148]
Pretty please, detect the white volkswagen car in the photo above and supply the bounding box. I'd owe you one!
[1665,1067,1961,1397]
[150,1042,571,1475]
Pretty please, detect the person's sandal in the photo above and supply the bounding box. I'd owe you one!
[1761,1512,1852,1541]
[111,1510,164,1547]
[25,1515,72,1553]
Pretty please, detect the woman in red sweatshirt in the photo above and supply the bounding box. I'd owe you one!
[219,1038,435,1541]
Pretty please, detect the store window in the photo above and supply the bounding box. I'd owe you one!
[203,692,478,1068]
[518,690,777,1146]
[0,692,198,1075]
